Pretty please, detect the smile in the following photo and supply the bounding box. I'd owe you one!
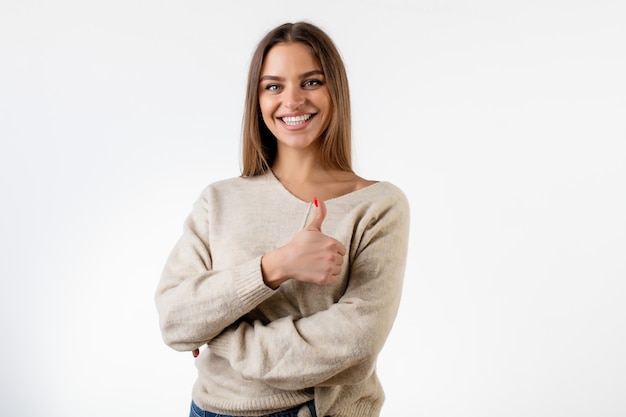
[280,114,314,126]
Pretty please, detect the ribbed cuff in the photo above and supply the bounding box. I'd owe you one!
[335,401,382,417]
[233,255,276,308]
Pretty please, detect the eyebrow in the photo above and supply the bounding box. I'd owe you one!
[259,70,324,82]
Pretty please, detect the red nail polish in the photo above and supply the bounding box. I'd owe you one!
[313,197,319,207]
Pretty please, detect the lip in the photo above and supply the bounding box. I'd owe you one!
[276,112,317,130]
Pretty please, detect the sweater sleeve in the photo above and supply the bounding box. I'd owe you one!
[154,187,276,352]
[208,188,410,390]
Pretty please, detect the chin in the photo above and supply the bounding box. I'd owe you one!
[275,134,319,149]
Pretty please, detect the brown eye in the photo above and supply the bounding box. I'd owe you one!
[303,79,323,88]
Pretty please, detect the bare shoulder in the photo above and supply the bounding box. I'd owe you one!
[354,176,378,191]
[330,171,376,189]
[313,170,380,201]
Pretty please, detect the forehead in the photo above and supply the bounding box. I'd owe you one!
[261,42,321,74]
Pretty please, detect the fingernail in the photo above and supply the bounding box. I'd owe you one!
[313,196,319,208]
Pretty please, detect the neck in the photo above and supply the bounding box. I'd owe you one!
[271,148,324,183]
[272,161,320,184]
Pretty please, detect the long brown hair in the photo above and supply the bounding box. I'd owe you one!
[241,22,352,177]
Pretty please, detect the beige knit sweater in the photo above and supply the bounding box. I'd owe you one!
[155,171,410,417]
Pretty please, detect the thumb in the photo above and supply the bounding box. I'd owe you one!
[306,196,327,231]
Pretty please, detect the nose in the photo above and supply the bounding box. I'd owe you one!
[284,85,305,110]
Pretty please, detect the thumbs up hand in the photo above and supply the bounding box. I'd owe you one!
[261,197,347,289]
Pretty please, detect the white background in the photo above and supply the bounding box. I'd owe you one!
[1,1,625,416]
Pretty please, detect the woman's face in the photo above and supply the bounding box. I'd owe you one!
[258,42,332,152]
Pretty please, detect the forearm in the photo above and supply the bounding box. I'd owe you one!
[208,260,404,389]
[156,254,276,352]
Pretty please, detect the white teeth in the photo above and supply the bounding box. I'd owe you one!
[281,114,312,125]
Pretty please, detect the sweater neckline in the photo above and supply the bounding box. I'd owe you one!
[265,169,385,205]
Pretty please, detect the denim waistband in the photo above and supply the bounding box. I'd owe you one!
[190,400,317,417]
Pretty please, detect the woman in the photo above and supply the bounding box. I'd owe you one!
[155,21,410,417]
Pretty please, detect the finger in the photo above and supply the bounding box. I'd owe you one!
[335,241,347,256]
[305,197,327,232]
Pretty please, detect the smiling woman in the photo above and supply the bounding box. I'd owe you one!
[258,43,332,155]
[242,22,353,180]
[154,21,410,417]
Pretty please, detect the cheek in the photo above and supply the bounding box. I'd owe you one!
[318,90,332,116]
[320,96,333,124]
[258,96,275,123]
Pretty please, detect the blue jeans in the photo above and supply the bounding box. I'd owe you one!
[189,400,317,417]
